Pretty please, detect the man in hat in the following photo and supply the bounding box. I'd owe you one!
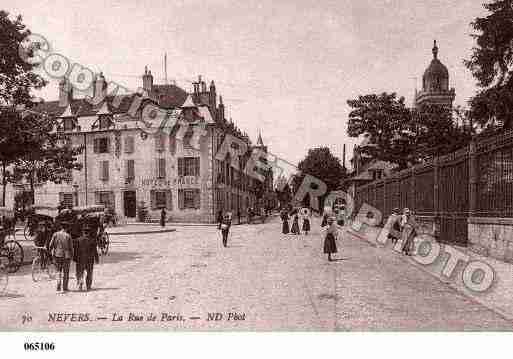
[49,222,73,292]
[74,221,99,291]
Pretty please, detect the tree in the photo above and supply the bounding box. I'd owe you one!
[292,147,346,209]
[464,0,513,129]
[0,10,46,106]
[412,104,472,161]
[347,93,471,170]
[12,113,83,202]
[347,93,414,169]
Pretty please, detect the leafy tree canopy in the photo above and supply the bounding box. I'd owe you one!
[465,0,513,129]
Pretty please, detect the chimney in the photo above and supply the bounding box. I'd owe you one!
[59,77,73,107]
[142,66,153,92]
[94,72,108,100]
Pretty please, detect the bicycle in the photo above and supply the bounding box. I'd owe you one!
[0,261,8,295]
[31,246,56,282]
[97,231,110,255]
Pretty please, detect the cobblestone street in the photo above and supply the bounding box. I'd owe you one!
[1,217,512,331]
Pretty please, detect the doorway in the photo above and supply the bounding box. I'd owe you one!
[123,191,137,218]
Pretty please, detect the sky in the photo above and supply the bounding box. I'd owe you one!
[5,0,488,167]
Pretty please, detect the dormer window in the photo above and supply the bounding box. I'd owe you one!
[63,118,75,131]
[99,115,113,130]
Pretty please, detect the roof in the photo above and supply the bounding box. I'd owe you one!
[181,94,196,108]
[423,40,449,80]
[197,105,215,124]
[151,84,188,108]
[257,132,264,146]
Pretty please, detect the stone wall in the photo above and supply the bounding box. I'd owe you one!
[468,218,513,263]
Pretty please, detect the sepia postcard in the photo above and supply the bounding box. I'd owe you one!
[1,0,513,356]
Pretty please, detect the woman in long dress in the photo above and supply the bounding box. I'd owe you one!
[280,210,289,234]
[323,217,338,261]
[302,209,311,235]
[291,214,300,235]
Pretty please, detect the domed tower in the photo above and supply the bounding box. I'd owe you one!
[415,40,455,109]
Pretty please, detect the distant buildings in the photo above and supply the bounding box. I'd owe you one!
[9,69,273,223]
[345,40,455,192]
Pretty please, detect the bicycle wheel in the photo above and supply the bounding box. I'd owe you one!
[31,256,43,282]
[3,240,24,273]
[0,267,7,294]
[101,233,110,255]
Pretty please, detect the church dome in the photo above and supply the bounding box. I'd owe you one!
[422,40,449,92]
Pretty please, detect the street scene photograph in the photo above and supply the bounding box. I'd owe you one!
[1,0,513,354]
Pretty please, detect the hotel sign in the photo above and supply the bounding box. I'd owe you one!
[140,176,200,188]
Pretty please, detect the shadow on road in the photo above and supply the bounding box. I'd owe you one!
[99,251,141,265]
[0,292,25,299]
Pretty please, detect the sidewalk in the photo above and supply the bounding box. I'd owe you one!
[345,223,513,321]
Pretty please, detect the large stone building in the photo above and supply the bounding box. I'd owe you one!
[12,70,273,223]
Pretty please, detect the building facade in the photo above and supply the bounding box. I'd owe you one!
[15,70,272,223]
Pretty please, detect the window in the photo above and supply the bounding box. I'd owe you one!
[178,157,200,177]
[150,190,172,210]
[99,160,109,181]
[99,116,112,130]
[155,132,166,152]
[59,192,74,208]
[183,128,194,149]
[126,159,135,180]
[156,158,166,179]
[95,191,114,209]
[178,189,200,209]
[64,169,73,184]
[93,137,110,153]
[124,136,135,154]
[63,118,75,131]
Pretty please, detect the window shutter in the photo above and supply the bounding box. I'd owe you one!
[194,190,201,209]
[154,158,159,178]
[178,158,184,177]
[166,190,172,210]
[150,190,156,210]
[104,161,109,181]
[94,192,100,205]
[195,158,200,176]
[109,192,115,210]
[162,158,166,179]
[98,162,103,180]
[106,137,111,153]
[93,138,99,153]
[178,189,184,210]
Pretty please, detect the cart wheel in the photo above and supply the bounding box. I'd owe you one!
[3,241,24,273]
[0,267,8,294]
[31,256,43,282]
[101,233,110,255]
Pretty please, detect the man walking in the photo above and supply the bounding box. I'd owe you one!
[74,222,99,291]
[49,222,73,292]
